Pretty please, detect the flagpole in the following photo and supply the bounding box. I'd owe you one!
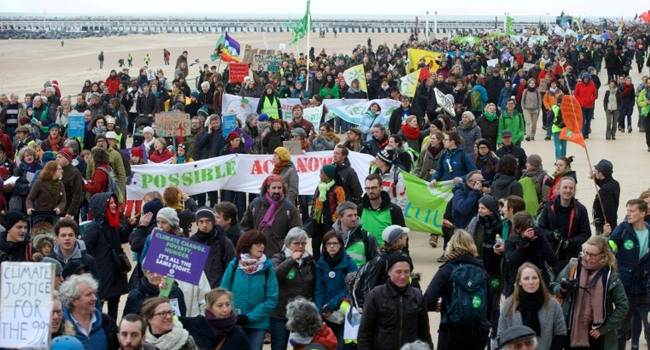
[306,12,311,94]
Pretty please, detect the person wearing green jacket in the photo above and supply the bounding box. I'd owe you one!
[497,98,525,146]
[637,80,650,152]
[320,76,340,100]
[552,236,628,350]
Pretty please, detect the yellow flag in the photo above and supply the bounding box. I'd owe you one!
[400,69,421,98]
[342,64,367,92]
[407,49,441,73]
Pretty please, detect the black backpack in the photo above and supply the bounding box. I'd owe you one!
[441,263,490,330]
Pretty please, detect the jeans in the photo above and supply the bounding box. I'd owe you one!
[489,289,501,340]
[619,103,634,129]
[618,293,650,350]
[646,116,650,148]
[5,127,15,142]
[222,190,246,221]
[244,328,267,350]
[325,320,344,350]
[605,110,619,138]
[553,132,567,159]
[631,307,650,350]
[581,107,594,137]
[334,116,350,132]
[269,317,290,350]
[523,109,539,138]
[99,60,104,69]
[208,191,220,207]
[299,195,313,225]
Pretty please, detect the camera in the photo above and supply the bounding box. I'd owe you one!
[560,278,579,292]
[480,180,492,187]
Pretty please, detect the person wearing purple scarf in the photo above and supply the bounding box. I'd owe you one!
[180,288,252,350]
[240,175,303,257]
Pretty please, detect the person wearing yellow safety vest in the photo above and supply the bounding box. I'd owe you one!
[548,94,567,160]
[326,201,379,269]
[256,84,283,121]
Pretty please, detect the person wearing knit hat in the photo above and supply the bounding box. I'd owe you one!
[190,90,200,99]
[142,198,164,222]
[258,113,270,122]
[41,151,57,165]
[478,195,499,215]
[197,105,210,119]
[431,119,444,132]
[195,206,216,226]
[193,205,237,287]
[274,147,291,162]
[386,251,414,271]
[57,147,74,162]
[40,256,63,281]
[477,139,491,151]
[376,149,393,165]
[590,159,619,235]
[225,131,240,144]
[94,134,108,145]
[1,211,35,261]
[322,164,336,180]
[156,207,180,229]
[130,147,144,159]
[143,126,155,136]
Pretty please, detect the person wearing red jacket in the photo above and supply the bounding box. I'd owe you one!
[553,56,570,79]
[148,137,174,163]
[84,148,110,199]
[575,73,598,138]
[0,129,14,160]
[105,70,120,97]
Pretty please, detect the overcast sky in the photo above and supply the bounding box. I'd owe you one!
[0,1,642,18]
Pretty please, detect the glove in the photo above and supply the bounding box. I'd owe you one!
[236,315,250,325]
[561,240,569,250]
[553,231,563,242]
[560,279,578,292]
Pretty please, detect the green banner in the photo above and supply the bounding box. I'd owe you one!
[402,172,454,235]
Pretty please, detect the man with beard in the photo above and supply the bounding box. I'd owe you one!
[185,91,202,117]
[240,175,302,257]
[356,174,405,246]
[74,93,89,113]
[185,117,202,157]
[118,314,156,350]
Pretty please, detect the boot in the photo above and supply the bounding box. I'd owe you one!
[437,254,446,263]
[429,234,439,248]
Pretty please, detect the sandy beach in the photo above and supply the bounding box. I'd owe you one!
[1,31,649,349]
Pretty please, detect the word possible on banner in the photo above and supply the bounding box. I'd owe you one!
[0,262,55,349]
[142,229,210,286]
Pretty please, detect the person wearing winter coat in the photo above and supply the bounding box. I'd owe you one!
[424,230,492,350]
[574,73,598,138]
[48,218,99,279]
[473,139,499,181]
[414,131,444,181]
[311,165,347,260]
[389,96,413,135]
[359,103,385,142]
[476,103,500,150]
[271,147,299,205]
[521,154,549,206]
[497,99,525,146]
[180,288,252,350]
[141,297,199,350]
[263,118,290,155]
[123,267,187,317]
[537,177,591,276]
[498,80,514,112]
[469,78,489,116]
[359,253,432,350]
[190,207,236,288]
[521,79,543,141]
[83,192,130,321]
[315,231,358,349]
[242,113,265,155]
[490,155,524,201]
[457,111,483,155]
[498,263,567,350]
[553,236,628,350]
[603,80,622,140]
[373,149,407,212]
[270,228,317,350]
[503,212,558,297]
[11,147,43,212]
[589,160,620,236]
[83,147,111,200]
[256,84,283,120]
[220,230,279,350]
[311,122,340,151]
[26,161,66,226]
[429,131,478,186]
[0,211,38,262]
[397,115,429,155]
[149,137,174,163]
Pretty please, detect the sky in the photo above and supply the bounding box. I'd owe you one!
[0,0,642,19]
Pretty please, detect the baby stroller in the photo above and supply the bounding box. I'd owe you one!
[132,115,153,147]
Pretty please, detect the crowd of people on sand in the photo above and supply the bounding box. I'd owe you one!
[3,18,650,350]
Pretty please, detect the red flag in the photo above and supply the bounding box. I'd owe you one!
[558,95,585,147]
[419,67,431,82]
[640,12,650,23]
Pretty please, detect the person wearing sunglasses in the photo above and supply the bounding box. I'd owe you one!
[269,228,317,350]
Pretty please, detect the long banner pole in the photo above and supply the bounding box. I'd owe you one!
[306,12,311,93]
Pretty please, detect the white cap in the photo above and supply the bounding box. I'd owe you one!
[382,225,410,245]
[105,131,119,140]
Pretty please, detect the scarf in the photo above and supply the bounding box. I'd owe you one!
[483,112,498,122]
[400,125,420,139]
[92,125,107,135]
[48,134,61,152]
[238,253,267,275]
[478,213,502,245]
[427,143,444,158]
[22,161,37,173]
[300,139,311,151]
[549,87,558,94]
[552,167,572,179]
[146,321,191,350]
[444,249,470,262]
[273,160,289,175]
[517,289,545,336]
[283,246,310,266]
[176,155,187,164]
[570,259,606,347]
[260,191,284,227]
[144,138,155,151]
[323,131,340,144]
[607,88,618,111]
[313,180,336,224]
[323,247,345,269]
[170,193,184,210]
[106,205,120,228]
[49,179,60,196]
[461,120,477,130]
[348,85,361,94]
[205,310,237,335]
[228,146,240,154]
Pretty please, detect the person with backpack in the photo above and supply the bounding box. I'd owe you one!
[356,174,405,248]
[372,149,407,212]
[220,230,279,350]
[358,253,432,350]
[239,175,302,258]
[498,263,566,350]
[424,230,492,350]
[315,231,358,350]
[497,98,525,147]
[85,134,126,194]
[553,236,628,350]
[469,78,489,118]
[428,131,477,188]
[84,147,116,204]
[189,207,236,289]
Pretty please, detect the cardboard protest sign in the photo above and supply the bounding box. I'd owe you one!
[142,229,210,286]
[252,54,282,72]
[146,67,156,80]
[523,63,535,71]
[283,140,302,155]
[434,88,455,116]
[539,77,551,92]
[67,113,85,138]
[154,112,191,138]
[229,63,249,83]
[0,262,54,349]
[487,58,499,67]
[222,114,237,137]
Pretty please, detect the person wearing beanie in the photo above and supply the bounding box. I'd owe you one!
[131,197,164,268]
[270,147,299,205]
[458,111,483,155]
[196,114,225,205]
[520,153,550,206]
[373,148,407,212]
[240,174,302,257]
[156,207,181,230]
[359,250,431,350]
[40,256,64,286]
[590,159,620,236]
[0,211,37,262]
[574,69,597,138]
[311,164,346,260]
[264,117,290,155]
[41,122,65,152]
[48,218,99,281]
[189,206,236,288]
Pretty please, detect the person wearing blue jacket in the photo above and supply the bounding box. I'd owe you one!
[498,80,514,112]
[429,131,477,187]
[450,171,487,230]
[469,78,488,116]
[608,198,650,350]
[220,230,279,350]
[359,102,385,142]
[315,230,358,350]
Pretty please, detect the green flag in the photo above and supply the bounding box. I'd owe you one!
[402,172,454,235]
[286,0,311,45]
[507,16,515,35]
[210,34,226,61]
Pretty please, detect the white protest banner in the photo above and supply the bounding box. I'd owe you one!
[127,151,374,200]
[302,105,323,128]
[0,262,54,349]
[434,88,455,116]
[523,63,535,71]
[222,94,399,127]
[487,59,499,67]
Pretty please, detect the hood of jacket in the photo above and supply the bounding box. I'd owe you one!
[53,241,83,262]
[88,192,115,224]
[493,172,518,190]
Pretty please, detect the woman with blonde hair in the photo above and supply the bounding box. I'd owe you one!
[498,263,566,350]
[149,137,173,163]
[553,236,628,350]
[424,230,491,350]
